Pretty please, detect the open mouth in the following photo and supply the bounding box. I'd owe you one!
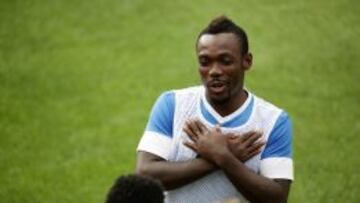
[209,81,227,94]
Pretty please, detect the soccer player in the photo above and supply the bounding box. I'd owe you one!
[136,16,293,203]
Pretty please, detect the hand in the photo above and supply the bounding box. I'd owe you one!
[227,131,265,162]
[182,119,230,164]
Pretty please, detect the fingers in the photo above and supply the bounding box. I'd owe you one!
[226,133,237,139]
[240,131,257,142]
[190,120,203,135]
[195,119,209,134]
[183,119,202,142]
[243,148,262,162]
[183,119,210,139]
[183,123,198,141]
[243,132,262,147]
[238,141,264,162]
[185,119,204,135]
[247,140,265,154]
[183,141,199,152]
[226,131,265,162]
[228,131,257,142]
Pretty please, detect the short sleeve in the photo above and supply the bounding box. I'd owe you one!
[260,111,294,180]
[137,91,175,160]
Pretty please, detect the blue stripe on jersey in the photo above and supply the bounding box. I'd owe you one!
[261,112,292,159]
[200,100,218,125]
[222,96,254,127]
[145,91,175,138]
[200,96,254,128]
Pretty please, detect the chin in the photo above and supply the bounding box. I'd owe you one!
[208,93,230,104]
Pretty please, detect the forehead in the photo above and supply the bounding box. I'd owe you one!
[197,33,241,56]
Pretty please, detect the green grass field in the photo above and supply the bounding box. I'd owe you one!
[1,0,359,202]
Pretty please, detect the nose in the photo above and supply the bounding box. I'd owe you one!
[209,63,223,77]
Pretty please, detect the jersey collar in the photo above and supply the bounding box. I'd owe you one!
[200,87,254,127]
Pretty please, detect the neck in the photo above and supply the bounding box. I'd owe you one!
[208,90,248,117]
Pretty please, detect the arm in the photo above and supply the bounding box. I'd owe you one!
[136,151,216,190]
[136,92,216,190]
[213,149,291,203]
[137,92,265,191]
[184,120,292,203]
[137,129,265,190]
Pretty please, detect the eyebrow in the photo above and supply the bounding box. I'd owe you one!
[198,51,234,57]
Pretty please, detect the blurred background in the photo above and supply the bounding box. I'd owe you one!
[0,0,359,202]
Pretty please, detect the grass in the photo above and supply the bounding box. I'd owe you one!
[0,0,359,202]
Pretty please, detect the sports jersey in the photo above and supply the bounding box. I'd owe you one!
[137,86,293,203]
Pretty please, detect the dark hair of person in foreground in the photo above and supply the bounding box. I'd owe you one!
[106,174,164,203]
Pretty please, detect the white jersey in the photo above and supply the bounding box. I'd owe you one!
[137,86,293,203]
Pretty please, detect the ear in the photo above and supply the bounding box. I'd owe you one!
[242,53,253,71]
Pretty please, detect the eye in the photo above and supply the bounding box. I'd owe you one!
[198,56,210,67]
[220,55,233,66]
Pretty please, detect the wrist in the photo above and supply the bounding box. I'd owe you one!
[213,149,235,167]
[196,157,217,171]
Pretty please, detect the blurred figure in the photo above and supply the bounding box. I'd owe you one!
[106,174,164,203]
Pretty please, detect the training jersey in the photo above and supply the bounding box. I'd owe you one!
[137,86,293,203]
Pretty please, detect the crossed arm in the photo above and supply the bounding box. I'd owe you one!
[183,120,291,203]
[137,119,291,202]
[136,123,262,190]
[136,151,216,190]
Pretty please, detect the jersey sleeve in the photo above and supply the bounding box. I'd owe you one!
[137,91,175,160]
[260,111,294,180]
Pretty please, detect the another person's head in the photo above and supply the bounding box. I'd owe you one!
[196,16,252,105]
[106,174,164,203]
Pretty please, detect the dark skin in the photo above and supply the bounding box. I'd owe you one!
[183,120,265,162]
[197,33,251,116]
[137,33,291,202]
[184,120,291,203]
[136,151,216,190]
[137,130,264,190]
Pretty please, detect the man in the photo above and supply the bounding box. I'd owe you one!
[105,174,164,203]
[136,16,293,203]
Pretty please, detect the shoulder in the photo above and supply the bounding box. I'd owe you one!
[151,85,202,114]
[157,85,202,97]
[252,93,283,113]
[160,85,203,104]
[249,92,292,135]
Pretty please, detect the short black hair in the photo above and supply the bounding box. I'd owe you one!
[197,16,249,55]
[106,174,164,203]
